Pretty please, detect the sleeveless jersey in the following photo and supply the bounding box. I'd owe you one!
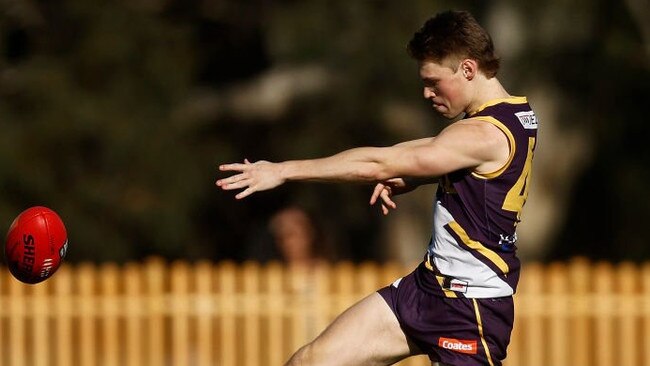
[421,96,538,298]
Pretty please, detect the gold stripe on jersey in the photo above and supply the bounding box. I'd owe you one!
[448,221,510,275]
[468,96,528,116]
[472,299,496,366]
[471,116,516,179]
[436,275,459,298]
[425,260,459,298]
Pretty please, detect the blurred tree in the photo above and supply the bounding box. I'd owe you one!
[543,0,650,261]
[0,0,648,264]
[1,0,218,261]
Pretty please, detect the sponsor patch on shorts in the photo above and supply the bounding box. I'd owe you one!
[438,337,478,354]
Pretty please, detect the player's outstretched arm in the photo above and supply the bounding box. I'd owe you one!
[217,144,419,200]
[217,121,507,200]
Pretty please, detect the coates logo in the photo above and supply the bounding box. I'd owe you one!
[438,337,478,354]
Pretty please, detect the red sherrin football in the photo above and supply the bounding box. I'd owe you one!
[5,206,69,284]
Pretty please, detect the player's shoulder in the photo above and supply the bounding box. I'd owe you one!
[431,118,508,163]
[442,117,506,142]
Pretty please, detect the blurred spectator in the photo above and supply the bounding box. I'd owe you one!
[244,205,338,265]
[268,206,325,267]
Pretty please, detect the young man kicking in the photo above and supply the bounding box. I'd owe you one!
[217,10,537,366]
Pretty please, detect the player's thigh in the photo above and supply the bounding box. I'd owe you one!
[303,292,421,365]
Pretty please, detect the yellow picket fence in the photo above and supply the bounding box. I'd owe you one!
[0,258,649,366]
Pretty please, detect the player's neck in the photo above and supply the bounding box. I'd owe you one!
[466,77,510,115]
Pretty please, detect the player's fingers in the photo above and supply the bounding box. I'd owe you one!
[383,202,397,215]
[219,163,247,172]
[369,184,385,205]
[219,178,251,191]
[235,186,256,200]
[380,190,397,209]
[215,172,247,187]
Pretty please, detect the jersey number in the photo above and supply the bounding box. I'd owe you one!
[502,137,535,220]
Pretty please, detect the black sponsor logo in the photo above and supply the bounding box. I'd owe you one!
[21,234,36,273]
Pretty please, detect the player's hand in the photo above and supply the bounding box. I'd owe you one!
[369,178,410,215]
[216,159,285,199]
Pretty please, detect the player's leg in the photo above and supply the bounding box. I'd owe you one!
[284,292,422,366]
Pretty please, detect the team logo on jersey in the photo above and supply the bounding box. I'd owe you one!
[438,337,478,354]
[515,111,538,129]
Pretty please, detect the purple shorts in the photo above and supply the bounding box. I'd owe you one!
[377,264,514,366]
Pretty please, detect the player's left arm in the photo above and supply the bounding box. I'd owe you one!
[216,120,508,199]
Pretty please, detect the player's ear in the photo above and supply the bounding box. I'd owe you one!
[460,59,478,80]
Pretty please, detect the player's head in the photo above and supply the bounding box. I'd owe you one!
[408,11,500,119]
[407,10,500,78]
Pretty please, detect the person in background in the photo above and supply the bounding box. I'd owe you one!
[269,206,320,268]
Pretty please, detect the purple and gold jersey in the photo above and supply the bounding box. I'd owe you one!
[424,96,537,298]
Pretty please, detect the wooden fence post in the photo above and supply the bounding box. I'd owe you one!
[8,276,26,366]
[358,262,379,295]
[642,262,650,366]
[594,262,614,366]
[32,275,50,366]
[569,257,590,366]
[195,260,214,366]
[100,263,120,366]
[618,262,638,366]
[548,262,569,366]
[124,262,143,366]
[334,262,355,315]
[78,262,96,366]
[522,262,544,366]
[266,262,285,366]
[54,265,73,366]
[288,265,309,353]
[145,258,165,366]
[314,261,332,339]
[217,261,237,366]
[171,261,190,366]
[243,261,261,366]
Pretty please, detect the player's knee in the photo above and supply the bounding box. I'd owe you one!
[284,343,317,366]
